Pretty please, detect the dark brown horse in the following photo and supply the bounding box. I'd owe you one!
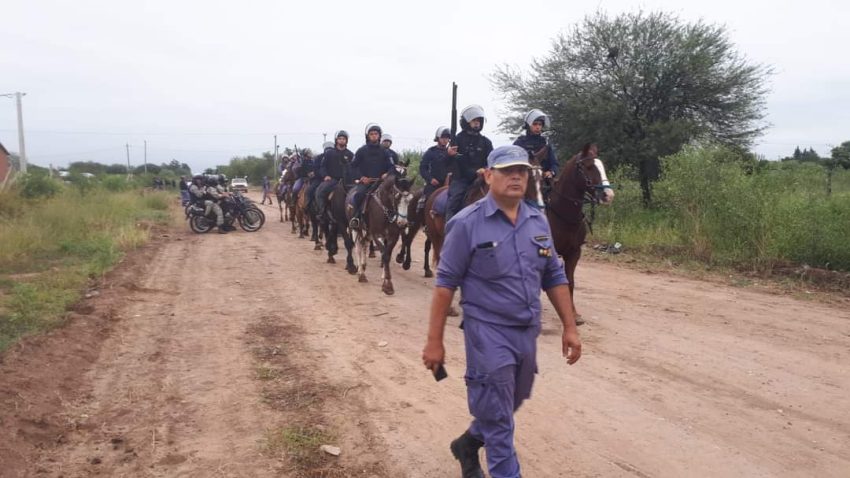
[347,176,413,295]
[324,182,357,274]
[545,144,604,322]
[395,188,424,273]
[422,174,488,275]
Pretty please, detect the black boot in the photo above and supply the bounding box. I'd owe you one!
[450,431,485,478]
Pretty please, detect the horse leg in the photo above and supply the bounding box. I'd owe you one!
[278,199,284,222]
[395,230,406,265]
[344,230,357,274]
[324,220,337,263]
[402,238,412,271]
[381,230,399,295]
[356,231,369,282]
[563,248,584,325]
[369,241,376,259]
[423,238,433,278]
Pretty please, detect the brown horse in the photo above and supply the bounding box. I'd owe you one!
[323,182,357,274]
[347,176,413,295]
[275,168,295,223]
[294,185,311,239]
[422,174,488,275]
[545,144,604,323]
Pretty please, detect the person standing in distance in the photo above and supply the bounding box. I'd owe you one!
[446,105,493,221]
[422,145,582,478]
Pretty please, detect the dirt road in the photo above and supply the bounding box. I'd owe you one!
[2,196,849,477]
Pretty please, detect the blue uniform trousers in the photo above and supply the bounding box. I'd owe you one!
[463,318,539,478]
[305,179,321,209]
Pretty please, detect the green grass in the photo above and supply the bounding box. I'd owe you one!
[262,425,334,467]
[0,185,174,351]
[593,146,850,272]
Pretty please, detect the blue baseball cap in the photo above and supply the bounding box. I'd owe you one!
[487,145,531,169]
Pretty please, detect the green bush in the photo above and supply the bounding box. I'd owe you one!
[17,173,62,199]
[593,145,850,271]
[101,175,130,192]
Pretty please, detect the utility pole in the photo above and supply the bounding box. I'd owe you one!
[1,92,27,174]
[125,143,131,179]
[323,132,327,143]
[273,135,278,174]
[143,140,148,174]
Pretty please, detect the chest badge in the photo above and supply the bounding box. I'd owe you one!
[538,247,552,258]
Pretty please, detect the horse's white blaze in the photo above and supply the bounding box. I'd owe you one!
[592,158,615,204]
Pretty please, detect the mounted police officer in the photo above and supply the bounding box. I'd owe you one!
[446,105,493,221]
[306,142,333,212]
[292,149,315,200]
[349,123,396,229]
[417,126,452,214]
[316,130,354,215]
[381,133,401,165]
[422,145,582,478]
[514,109,559,179]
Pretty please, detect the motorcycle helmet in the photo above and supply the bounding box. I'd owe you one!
[524,109,551,129]
[364,123,382,142]
[459,105,486,132]
[433,126,451,141]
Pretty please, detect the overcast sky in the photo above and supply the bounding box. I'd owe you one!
[2,0,848,173]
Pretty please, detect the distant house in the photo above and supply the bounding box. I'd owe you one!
[0,141,11,186]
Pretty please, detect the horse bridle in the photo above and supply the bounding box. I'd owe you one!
[371,182,409,224]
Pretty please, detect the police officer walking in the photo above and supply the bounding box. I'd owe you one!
[422,145,582,478]
[349,123,396,229]
[417,126,452,214]
[446,105,494,221]
[316,130,354,215]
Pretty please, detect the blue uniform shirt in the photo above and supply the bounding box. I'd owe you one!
[436,193,568,327]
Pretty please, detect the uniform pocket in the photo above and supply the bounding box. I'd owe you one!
[465,370,512,424]
[470,244,507,278]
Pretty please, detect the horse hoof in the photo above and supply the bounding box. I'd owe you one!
[424,270,434,278]
[447,306,459,317]
[327,257,336,264]
[358,275,369,283]
[369,252,376,259]
[382,284,395,295]
[314,244,323,251]
[402,262,411,271]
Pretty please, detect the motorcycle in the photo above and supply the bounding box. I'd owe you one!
[186,192,265,233]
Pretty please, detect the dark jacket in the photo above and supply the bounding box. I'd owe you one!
[420,145,451,185]
[319,147,354,181]
[450,130,493,182]
[294,157,315,179]
[351,143,395,180]
[385,148,400,165]
[514,134,559,175]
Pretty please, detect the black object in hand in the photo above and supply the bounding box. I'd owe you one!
[433,364,448,382]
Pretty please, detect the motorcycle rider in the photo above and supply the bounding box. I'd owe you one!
[316,131,354,215]
[417,126,452,214]
[446,105,493,221]
[190,175,227,233]
[349,123,395,229]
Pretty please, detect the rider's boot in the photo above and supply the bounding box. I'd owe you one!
[217,225,228,234]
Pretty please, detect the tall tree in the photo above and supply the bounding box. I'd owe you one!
[492,10,771,205]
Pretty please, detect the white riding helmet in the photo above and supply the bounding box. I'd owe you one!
[524,109,551,129]
[461,105,486,123]
[381,133,393,143]
[434,126,451,141]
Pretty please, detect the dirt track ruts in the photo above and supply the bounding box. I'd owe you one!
[1,193,849,477]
